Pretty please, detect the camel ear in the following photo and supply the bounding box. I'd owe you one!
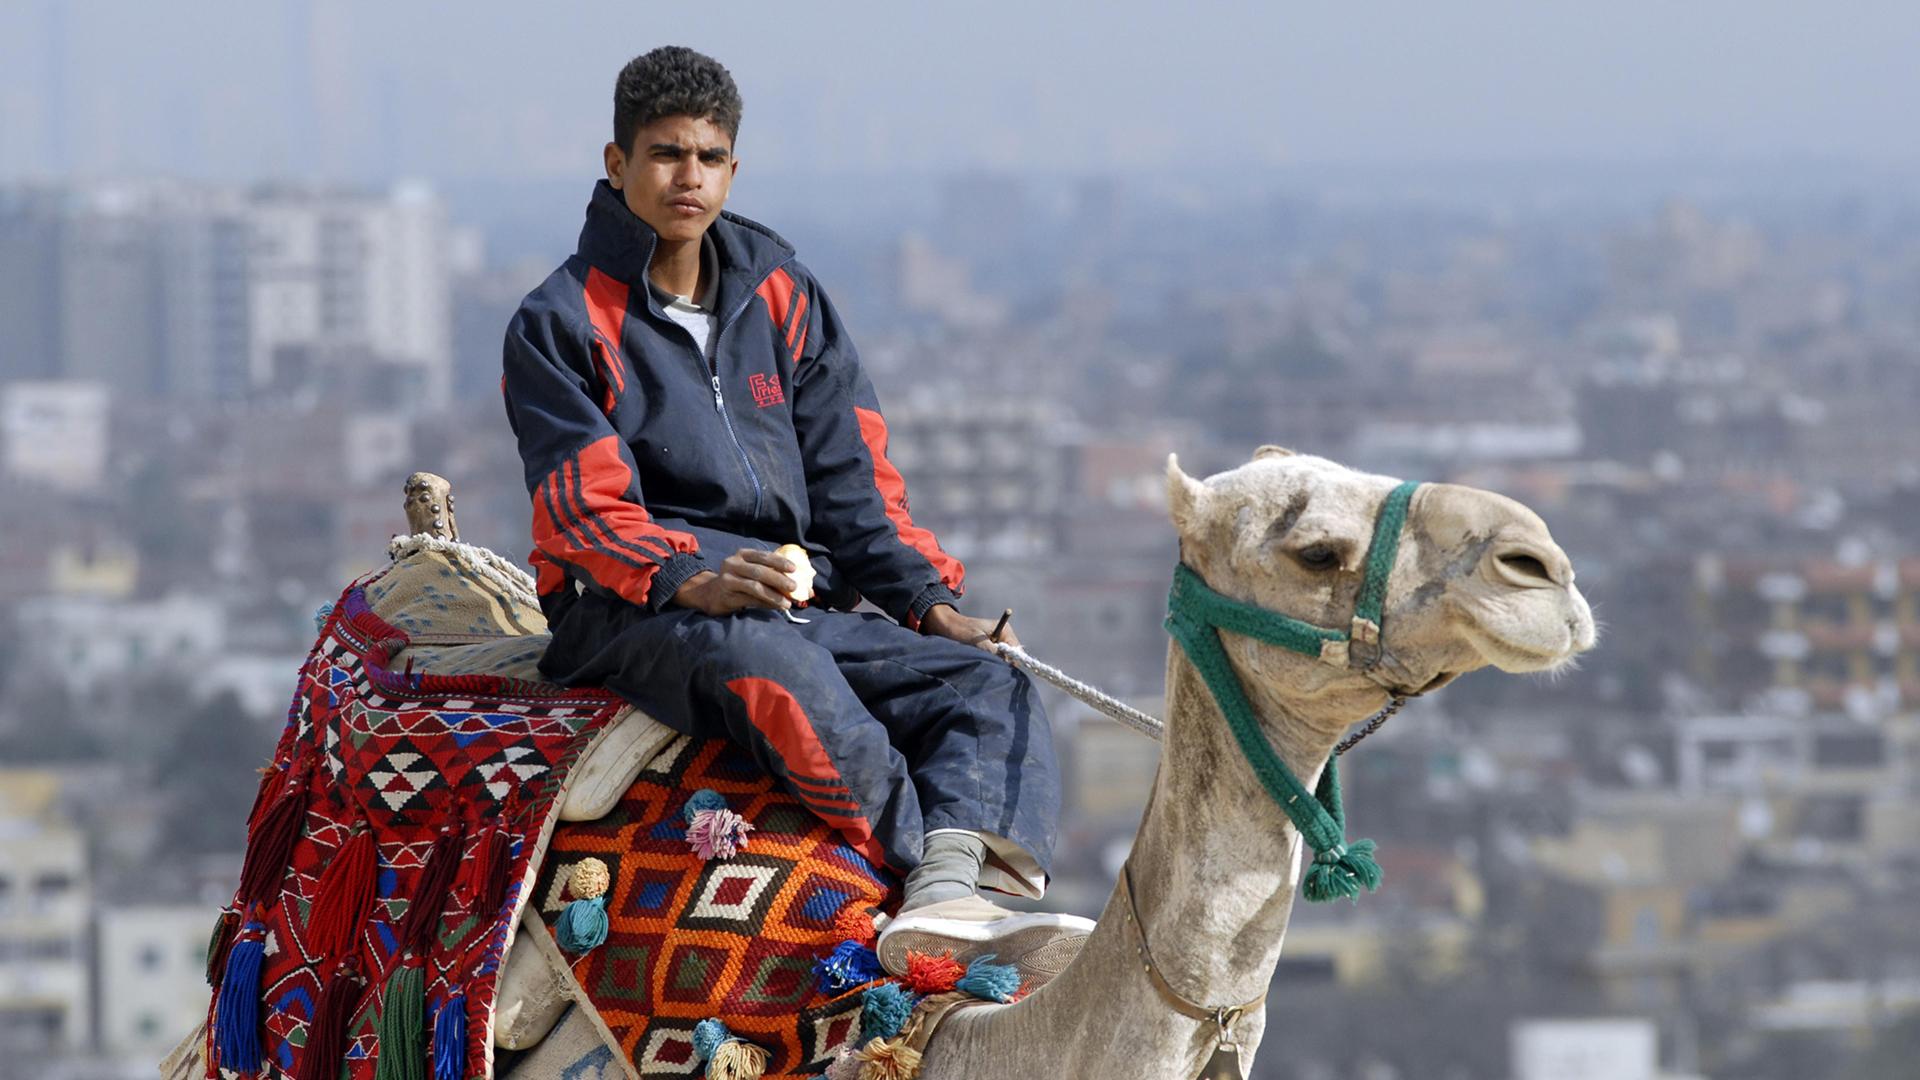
[1253,444,1296,460]
[1166,454,1209,531]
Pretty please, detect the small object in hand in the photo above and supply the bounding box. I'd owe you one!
[771,543,816,604]
[990,608,1013,643]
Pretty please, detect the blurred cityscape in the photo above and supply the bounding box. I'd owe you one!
[1,164,1917,1080]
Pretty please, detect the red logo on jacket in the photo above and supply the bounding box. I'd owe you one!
[748,372,785,408]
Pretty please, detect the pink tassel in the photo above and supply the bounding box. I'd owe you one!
[686,807,753,860]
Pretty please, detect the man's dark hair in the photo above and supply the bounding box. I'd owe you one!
[613,47,743,154]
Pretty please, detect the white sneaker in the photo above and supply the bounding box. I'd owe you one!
[876,894,1093,991]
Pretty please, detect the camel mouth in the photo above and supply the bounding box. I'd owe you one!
[1413,670,1459,694]
[1462,624,1580,673]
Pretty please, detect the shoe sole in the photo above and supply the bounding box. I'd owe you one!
[878,916,1090,990]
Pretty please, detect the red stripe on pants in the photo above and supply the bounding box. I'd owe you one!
[724,676,889,867]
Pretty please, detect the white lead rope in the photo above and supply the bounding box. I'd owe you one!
[994,642,1167,741]
[993,640,1404,757]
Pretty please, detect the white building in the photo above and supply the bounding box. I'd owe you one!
[246,182,452,408]
[95,905,216,1068]
[14,592,227,699]
[0,772,92,1060]
[0,180,453,408]
[0,380,109,493]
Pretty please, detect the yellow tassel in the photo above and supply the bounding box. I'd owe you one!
[854,1036,923,1080]
[705,1037,768,1080]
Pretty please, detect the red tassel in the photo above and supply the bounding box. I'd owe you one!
[833,906,878,948]
[238,760,311,909]
[398,822,463,952]
[475,825,513,917]
[245,763,288,833]
[293,956,366,1080]
[308,824,378,960]
[902,949,965,994]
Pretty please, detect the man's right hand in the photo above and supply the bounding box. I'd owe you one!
[670,548,799,616]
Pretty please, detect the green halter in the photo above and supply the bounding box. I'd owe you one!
[1163,479,1420,903]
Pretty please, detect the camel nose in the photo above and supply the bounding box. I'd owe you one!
[1486,541,1572,589]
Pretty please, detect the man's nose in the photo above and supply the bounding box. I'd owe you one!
[674,159,702,188]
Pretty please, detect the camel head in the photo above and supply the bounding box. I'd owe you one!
[1166,445,1596,729]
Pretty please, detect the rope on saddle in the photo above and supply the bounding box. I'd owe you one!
[386,532,541,610]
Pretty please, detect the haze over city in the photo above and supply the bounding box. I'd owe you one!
[2,5,1918,1080]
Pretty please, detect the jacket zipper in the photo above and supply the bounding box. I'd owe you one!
[652,257,795,522]
[672,322,763,518]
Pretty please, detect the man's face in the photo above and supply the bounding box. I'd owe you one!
[604,114,738,245]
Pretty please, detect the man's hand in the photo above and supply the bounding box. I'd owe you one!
[671,548,799,616]
[920,603,1021,658]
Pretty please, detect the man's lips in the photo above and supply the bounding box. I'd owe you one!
[668,197,706,215]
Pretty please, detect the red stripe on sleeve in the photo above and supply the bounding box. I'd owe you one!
[724,676,890,868]
[755,267,795,341]
[853,407,967,594]
[583,268,630,396]
[528,436,701,607]
[785,289,810,360]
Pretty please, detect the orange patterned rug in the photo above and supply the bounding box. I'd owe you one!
[532,733,898,1077]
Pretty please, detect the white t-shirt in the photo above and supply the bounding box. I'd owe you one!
[650,234,720,360]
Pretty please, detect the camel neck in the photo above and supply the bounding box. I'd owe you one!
[921,646,1361,1079]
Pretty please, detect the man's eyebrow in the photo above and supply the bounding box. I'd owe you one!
[648,142,732,159]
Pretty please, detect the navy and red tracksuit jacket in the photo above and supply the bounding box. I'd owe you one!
[501,179,967,629]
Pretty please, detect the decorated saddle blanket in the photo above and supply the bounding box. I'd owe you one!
[199,548,632,1080]
[531,734,897,1078]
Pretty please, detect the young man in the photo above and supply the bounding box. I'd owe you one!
[500,46,1091,983]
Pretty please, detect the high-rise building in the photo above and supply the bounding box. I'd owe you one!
[0,180,452,408]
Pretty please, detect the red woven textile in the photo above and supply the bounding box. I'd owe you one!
[202,570,628,1079]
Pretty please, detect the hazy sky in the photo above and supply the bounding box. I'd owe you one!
[1,1,1915,186]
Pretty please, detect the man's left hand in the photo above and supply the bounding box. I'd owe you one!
[920,604,1021,658]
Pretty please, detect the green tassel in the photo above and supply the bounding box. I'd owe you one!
[1301,839,1382,903]
[374,962,426,1080]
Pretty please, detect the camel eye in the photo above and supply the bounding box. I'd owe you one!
[1295,545,1340,571]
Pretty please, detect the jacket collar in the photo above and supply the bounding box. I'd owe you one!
[576,178,796,324]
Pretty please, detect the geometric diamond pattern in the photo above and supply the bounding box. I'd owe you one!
[537,737,900,1077]
[202,571,628,1080]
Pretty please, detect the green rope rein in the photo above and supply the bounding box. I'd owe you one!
[1162,479,1419,903]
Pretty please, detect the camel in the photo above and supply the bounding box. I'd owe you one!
[485,445,1596,1079]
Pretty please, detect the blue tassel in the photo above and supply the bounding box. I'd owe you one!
[554,895,608,953]
[432,991,467,1080]
[813,939,885,994]
[213,921,266,1072]
[859,982,918,1042]
[682,788,728,822]
[691,1017,731,1062]
[955,953,1023,1002]
[313,600,335,633]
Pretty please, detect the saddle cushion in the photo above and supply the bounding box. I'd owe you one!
[198,552,631,1080]
[533,734,900,1078]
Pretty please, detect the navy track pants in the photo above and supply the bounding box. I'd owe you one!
[537,591,1058,883]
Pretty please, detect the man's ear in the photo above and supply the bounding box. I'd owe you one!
[1166,454,1209,533]
[603,142,625,188]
